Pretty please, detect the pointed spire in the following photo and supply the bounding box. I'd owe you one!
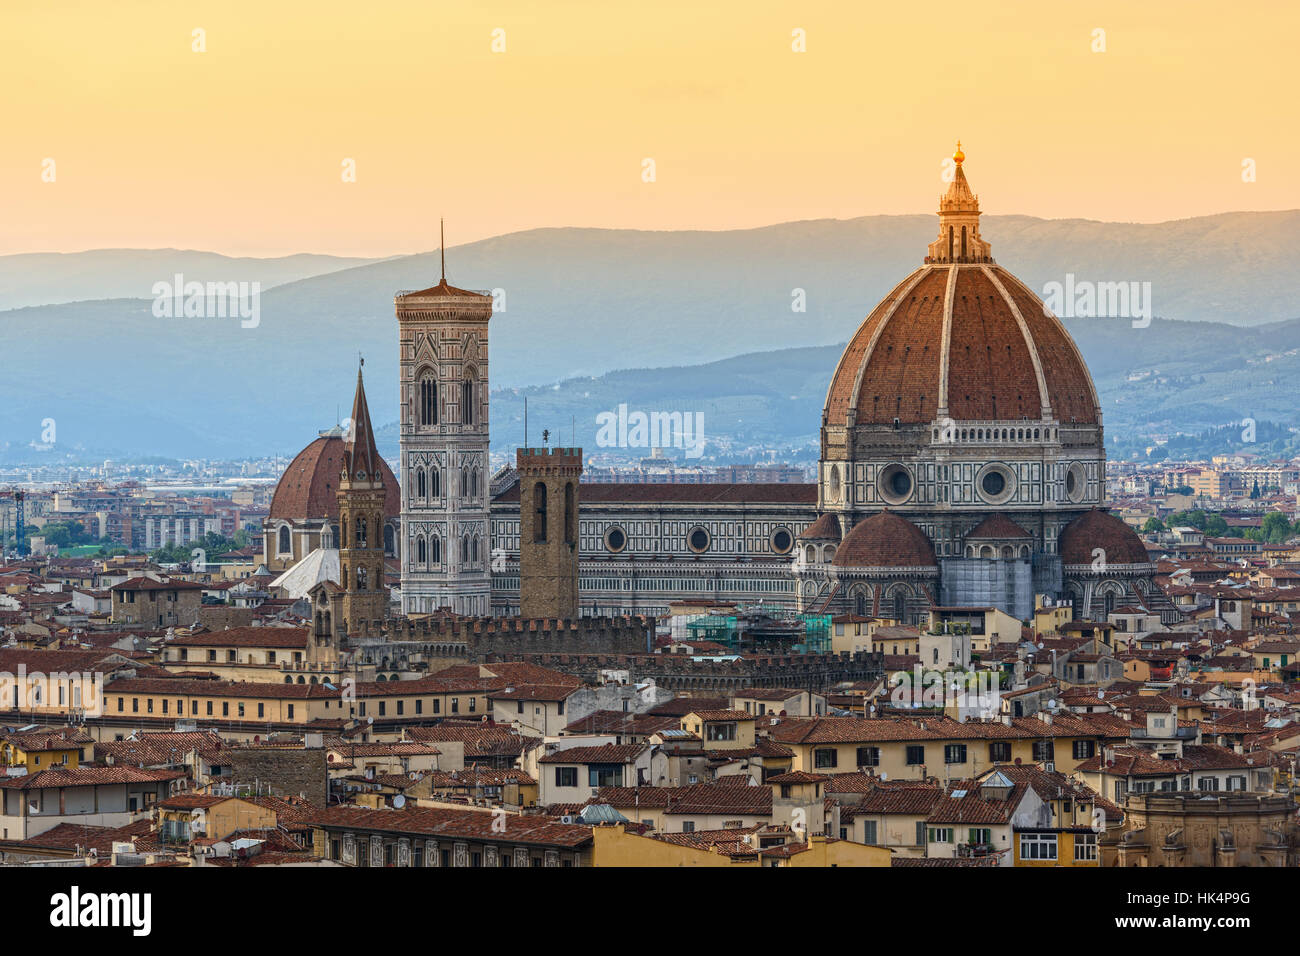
[440,218,446,282]
[342,358,382,486]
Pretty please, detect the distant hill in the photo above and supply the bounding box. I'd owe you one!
[0,249,390,312]
[2,210,1298,461]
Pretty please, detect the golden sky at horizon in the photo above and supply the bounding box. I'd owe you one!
[3,0,1297,257]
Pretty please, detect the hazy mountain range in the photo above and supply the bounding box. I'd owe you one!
[2,210,1298,463]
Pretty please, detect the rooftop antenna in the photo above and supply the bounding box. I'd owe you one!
[524,396,529,449]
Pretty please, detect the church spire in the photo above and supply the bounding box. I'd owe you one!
[926,141,993,264]
[342,359,382,486]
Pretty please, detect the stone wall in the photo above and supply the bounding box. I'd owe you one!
[226,746,327,805]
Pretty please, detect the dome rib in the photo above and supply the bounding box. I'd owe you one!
[981,266,1052,419]
[823,267,933,425]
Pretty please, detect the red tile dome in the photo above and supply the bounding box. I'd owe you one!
[269,434,400,521]
[1058,509,1150,566]
[822,153,1099,430]
[832,511,936,568]
[823,264,1099,428]
[799,513,842,542]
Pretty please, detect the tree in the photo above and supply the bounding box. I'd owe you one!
[1141,517,1166,534]
[1261,512,1294,544]
[1203,515,1228,537]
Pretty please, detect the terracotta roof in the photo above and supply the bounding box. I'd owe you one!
[966,514,1031,539]
[799,513,842,542]
[0,765,184,790]
[397,278,492,299]
[305,805,592,848]
[833,511,936,568]
[170,626,309,648]
[538,743,647,765]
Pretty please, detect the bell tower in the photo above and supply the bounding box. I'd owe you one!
[396,234,494,616]
[337,362,389,630]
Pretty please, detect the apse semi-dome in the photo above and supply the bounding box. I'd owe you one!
[832,510,936,568]
[1058,509,1151,566]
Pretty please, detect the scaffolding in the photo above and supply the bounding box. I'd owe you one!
[684,603,831,655]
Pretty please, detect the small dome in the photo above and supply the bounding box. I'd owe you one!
[269,435,400,521]
[832,511,936,568]
[1059,509,1150,566]
[799,513,842,543]
[966,514,1031,540]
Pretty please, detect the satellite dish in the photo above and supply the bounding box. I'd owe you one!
[1098,690,1105,700]
[367,716,374,724]
[879,772,888,781]
[392,795,406,809]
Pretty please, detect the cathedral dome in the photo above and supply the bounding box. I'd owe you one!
[1058,509,1151,566]
[269,432,400,522]
[832,511,936,568]
[822,149,1100,429]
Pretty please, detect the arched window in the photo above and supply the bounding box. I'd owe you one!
[947,225,954,260]
[461,467,468,497]
[383,524,395,557]
[355,516,367,548]
[419,374,438,426]
[356,566,367,591]
[431,535,441,563]
[893,591,907,624]
[416,467,426,499]
[564,482,576,544]
[277,525,290,554]
[961,225,967,259]
[472,535,480,563]
[431,468,440,497]
[416,535,426,565]
[461,535,470,562]
[855,591,867,616]
[533,482,547,542]
[462,369,476,425]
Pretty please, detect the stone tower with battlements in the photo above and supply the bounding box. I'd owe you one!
[517,446,582,620]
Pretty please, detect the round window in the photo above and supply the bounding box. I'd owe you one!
[1065,462,1087,503]
[878,463,914,505]
[604,527,627,553]
[688,527,711,553]
[981,470,1006,496]
[771,528,793,554]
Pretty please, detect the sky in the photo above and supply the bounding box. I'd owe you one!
[3,0,1297,256]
